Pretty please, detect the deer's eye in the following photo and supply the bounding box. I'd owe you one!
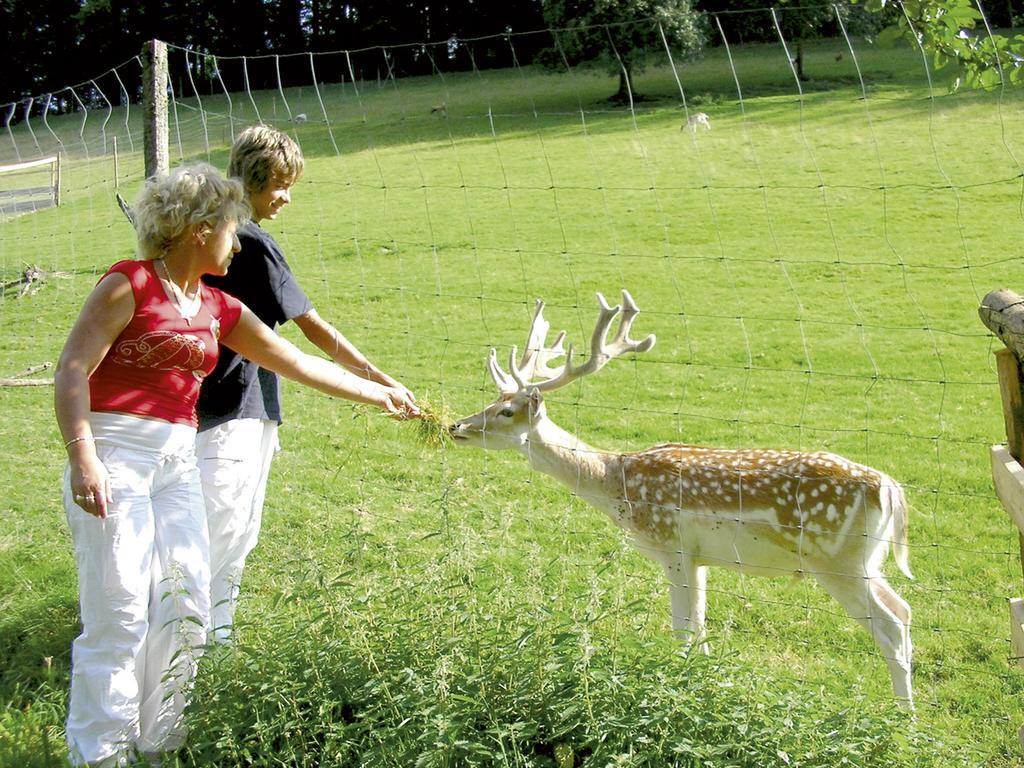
[499,408,515,418]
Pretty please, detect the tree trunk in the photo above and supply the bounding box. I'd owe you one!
[796,40,808,81]
[613,66,634,103]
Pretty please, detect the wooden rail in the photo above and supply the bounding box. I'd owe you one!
[0,155,60,216]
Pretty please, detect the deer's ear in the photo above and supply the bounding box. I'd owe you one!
[526,387,542,412]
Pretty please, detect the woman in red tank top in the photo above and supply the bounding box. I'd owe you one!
[54,164,418,767]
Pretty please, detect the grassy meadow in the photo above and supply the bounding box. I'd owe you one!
[4,30,1024,766]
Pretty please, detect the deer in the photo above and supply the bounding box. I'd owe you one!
[450,290,914,708]
[682,111,710,132]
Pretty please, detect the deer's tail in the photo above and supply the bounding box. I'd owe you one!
[881,478,913,579]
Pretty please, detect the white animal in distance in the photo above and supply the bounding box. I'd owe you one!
[683,112,710,131]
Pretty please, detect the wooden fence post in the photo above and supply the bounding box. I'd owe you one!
[996,348,1024,461]
[990,349,1024,662]
[979,291,1024,752]
[142,39,169,179]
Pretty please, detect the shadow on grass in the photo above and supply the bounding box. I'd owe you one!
[1,36,960,170]
[0,595,78,700]
[0,596,78,768]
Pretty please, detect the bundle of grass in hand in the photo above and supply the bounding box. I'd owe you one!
[413,394,454,449]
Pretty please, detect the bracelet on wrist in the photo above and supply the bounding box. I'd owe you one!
[64,436,94,450]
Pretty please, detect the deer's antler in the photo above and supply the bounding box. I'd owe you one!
[487,299,566,395]
[488,290,655,395]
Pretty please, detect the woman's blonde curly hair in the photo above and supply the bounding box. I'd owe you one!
[134,163,250,260]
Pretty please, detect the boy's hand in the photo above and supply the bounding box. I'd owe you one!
[380,386,421,419]
[375,373,416,407]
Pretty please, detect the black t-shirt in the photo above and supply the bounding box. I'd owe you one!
[197,221,313,431]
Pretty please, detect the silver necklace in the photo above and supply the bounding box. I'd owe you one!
[156,258,200,325]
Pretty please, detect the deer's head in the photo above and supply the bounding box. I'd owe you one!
[450,290,656,451]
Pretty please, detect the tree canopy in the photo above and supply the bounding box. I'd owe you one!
[538,0,705,100]
[864,0,1024,89]
[0,0,548,105]
[2,0,1023,107]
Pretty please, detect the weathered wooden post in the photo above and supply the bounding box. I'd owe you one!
[979,289,1024,751]
[53,153,61,207]
[142,39,169,179]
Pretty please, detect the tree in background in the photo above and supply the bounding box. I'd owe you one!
[216,0,271,56]
[302,0,547,77]
[265,0,306,53]
[3,0,1024,107]
[709,1,835,80]
[700,0,893,80]
[539,0,705,102]
[864,0,1024,90]
[0,0,80,108]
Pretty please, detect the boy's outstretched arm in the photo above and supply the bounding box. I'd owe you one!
[293,308,415,401]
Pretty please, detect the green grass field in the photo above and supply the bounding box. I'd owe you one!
[3,33,1024,766]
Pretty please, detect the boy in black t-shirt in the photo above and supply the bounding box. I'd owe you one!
[197,125,417,642]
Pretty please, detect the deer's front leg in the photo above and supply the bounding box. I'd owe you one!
[664,557,708,654]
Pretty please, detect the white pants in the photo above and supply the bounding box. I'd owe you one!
[64,414,210,767]
[195,418,278,644]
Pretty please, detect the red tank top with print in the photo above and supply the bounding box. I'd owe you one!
[89,260,244,427]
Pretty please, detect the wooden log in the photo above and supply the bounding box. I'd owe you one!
[1,266,70,298]
[9,363,50,378]
[0,361,54,387]
[116,192,137,229]
[980,289,1024,361]
[2,265,42,288]
[0,377,53,387]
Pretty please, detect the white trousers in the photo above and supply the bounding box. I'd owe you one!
[64,414,210,767]
[195,418,278,644]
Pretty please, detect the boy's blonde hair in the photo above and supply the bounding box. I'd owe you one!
[134,163,250,260]
[228,125,304,195]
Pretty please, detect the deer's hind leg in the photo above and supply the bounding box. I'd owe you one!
[813,571,913,709]
[870,577,912,695]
